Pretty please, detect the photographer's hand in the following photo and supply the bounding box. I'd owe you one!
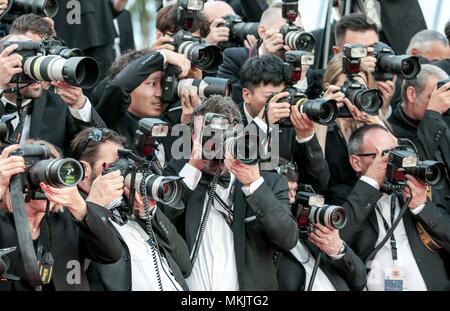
[0,145,26,199]
[205,18,230,45]
[342,98,372,123]
[308,224,344,257]
[290,106,315,140]
[428,81,450,115]
[86,171,124,208]
[52,81,87,109]
[40,183,87,221]
[403,175,428,210]
[376,78,396,116]
[261,29,284,56]
[0,44,23,89]
[266,92,291,125]
[323,85,345,104]
[244,34,258,50]
[150,36,175,52]
[224,154,261,187]
[180,88,201,124]
[123,187,156,219]
[188,116,208,170]
[363,146,389,187]
[362,47,377,72]
[0,0,8,16]
[159,49,191,78]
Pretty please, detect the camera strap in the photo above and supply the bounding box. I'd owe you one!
[37,201,54,285]
[375,195,398,261]
[9,175,43,290]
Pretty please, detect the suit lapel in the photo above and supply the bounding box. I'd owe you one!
[30,96,46,139]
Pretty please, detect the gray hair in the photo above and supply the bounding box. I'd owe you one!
[406,29,449,55]
[348,124,389,156]
[402,64,449,103]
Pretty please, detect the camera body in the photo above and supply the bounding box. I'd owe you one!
[372,42,421,81]
[219,14,260,49]
[103,149,184,209]
[293,185,347,238]
[0,115,16,145]
[162,65,231,103]
[384,145,446,193]
[134,118,170,159]
[2,39,100,88]
[0,0,58,24]
[437,79,450,116]
[279,1,315,52]
[199,113,258,165]
[10,144,84,199]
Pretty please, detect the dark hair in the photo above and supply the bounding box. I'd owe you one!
[70,128,127,164]
[348,124,389,155]
[156,4,210,38]
[109,49,152,79]
[191,95,241,130]
[10,13,56,38]
[240,55,285,91]
[335,13,378,47]
[445,19,450,42]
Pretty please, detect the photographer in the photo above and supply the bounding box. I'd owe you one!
[0,30,105,154]
[69,128,190,291]
[388,65,450,210]
[0,141,122,291]
[275,159,366,291]
[240,55,330,192]
[321,53,389,204]
[96,49,193,165]
[162,95,298,290]
[340,124,450,291]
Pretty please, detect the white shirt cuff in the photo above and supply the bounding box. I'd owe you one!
[179,163,202,190]
[328,253,345,260]
[69,97,92,122]
[241,176,264,197]
[296,133,315,144]
[410,204,425,215]
[383,105,393,119]
[360,176,380,191]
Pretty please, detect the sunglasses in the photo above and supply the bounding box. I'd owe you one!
[79,128,114,156]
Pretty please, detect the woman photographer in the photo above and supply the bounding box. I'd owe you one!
[0,141,122,291]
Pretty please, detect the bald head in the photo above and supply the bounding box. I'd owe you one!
[259,3,302,35]
[203,1,236,22]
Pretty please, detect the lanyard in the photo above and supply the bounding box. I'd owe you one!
[375,195,398,261]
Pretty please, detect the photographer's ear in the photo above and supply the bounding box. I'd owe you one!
[258,24,266,39]
[80,160,92,181]
[242,88,252,104]
[156,30,164,40]
[406,85,416,104]
[349,154,363,175]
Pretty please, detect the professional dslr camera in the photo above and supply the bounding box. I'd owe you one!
[272,51,338,127]
[0,0,58,24]
[199,112,259,165]
[218,14,260,49]
[371,42,421,81]
[0,247,19,282]
[292,185,347,238]
[1,39,100,89]
[10,144,84,200]
[162,65,231,103]
[134,118,170,160]
[383,142,446,193]
[437,79,450,116]
[338,44,384,117]
[103,149,184,209]
[279,0,316,52]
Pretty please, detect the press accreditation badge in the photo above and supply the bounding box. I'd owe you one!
[384,264,405,291]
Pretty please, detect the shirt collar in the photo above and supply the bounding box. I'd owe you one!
[1,96,32,109]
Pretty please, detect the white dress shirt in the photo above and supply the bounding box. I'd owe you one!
[179,163,264,291]
[1,95,93,143]
[290,241,337,291]
[111,216,183,291]
[361,176,427,291]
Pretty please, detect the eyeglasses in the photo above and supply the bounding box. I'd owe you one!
[355,148,395,158]
[78,128,113,156]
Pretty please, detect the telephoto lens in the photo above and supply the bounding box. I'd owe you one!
[178,41,223,74]
[405,160,446,189]
[309,205,347,230]
[341,80,383,116]
[293,97,338,125]
[224,131,259,165]
[284,30,316,52]
[28,158,84,188]
[177,77,231,98]
[0,0,58,23]
[23,55,100,88]
[125,173,184,209]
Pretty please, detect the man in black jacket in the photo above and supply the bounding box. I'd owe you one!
[70,128,190,291]
[388,64,450,209]
[162,95,298,290]
[0,23,105,155]
[341,124,450,291]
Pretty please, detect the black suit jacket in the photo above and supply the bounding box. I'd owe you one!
[379,0,427,54]
[278,240,366,291]
[116,10,135,55]
[340,180,450,291]
[86,204,190,291]
[162,159,299,290]
[0,90,105,156]
[0,203,122,291]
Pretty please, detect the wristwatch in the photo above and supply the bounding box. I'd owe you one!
[337,243,347,256]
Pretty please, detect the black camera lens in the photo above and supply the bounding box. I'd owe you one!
[42,0,58,17]
[342,82,383,116]
[225,132,259,165]
[295,98,338,125]
[285,30,316,52]
[408,160,446,188]
[373,42,421,80]
[178,41,223,74]
[231,22,260,43]
[309,205,347,230]
[29,158,84,188]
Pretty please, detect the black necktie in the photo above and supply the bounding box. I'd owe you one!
[4,102,33,115]
[109,205,129,226]
[200,172,232,189]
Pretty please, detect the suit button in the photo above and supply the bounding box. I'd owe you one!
[124,255,130,262]
[256,210,264,218]
[101,216,107,222]
[365,203,372,209]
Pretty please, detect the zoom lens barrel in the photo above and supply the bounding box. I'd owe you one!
[29,158,84,188]
[309,205,347,230]
[285,30,316,51]
[294,98,338,125]
[177,77,231,99]
[178,41,223,74]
